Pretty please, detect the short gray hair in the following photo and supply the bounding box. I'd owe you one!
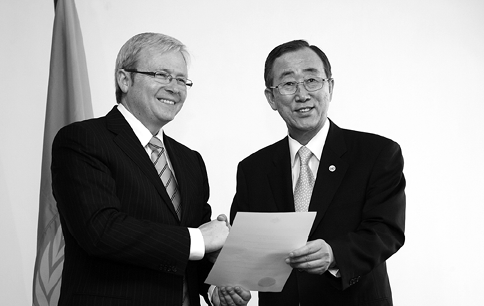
[114,32,190,103]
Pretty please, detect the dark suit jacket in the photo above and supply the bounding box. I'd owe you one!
[52,106,213,306]
[230,120,406,306]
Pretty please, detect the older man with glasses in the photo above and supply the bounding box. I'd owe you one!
[52,32,250,306]
[230,39,406,306]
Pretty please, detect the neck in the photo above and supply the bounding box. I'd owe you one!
[289,119,328,145]
[289,128,319,146]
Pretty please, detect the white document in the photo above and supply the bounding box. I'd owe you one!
[205,212,316,292]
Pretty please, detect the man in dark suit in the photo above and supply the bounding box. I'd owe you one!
[230,40,406,305]
[52,33,249,306]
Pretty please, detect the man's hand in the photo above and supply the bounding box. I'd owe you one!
[285,239,335,275]
[216,214,231,228]
[199,214,230,253]
[212,286,251,306]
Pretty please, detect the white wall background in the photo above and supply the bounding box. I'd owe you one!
[1,0,483,304]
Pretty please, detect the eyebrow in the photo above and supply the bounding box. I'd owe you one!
[302,68,320,74]
[278,68,321,79]
[154,68,188,78]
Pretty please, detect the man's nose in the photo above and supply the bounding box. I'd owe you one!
[295,82,310,101]
[163,78,180,94]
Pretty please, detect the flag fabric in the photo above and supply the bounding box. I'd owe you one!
[33,0,93,305]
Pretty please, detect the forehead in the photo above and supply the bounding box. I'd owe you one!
[138,48,188,75]
[272,48,326,80]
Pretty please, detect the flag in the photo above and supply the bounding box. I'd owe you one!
[33,0,93,305]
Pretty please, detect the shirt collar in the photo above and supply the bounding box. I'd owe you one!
[288,119,330,167]
[117,104,163,147]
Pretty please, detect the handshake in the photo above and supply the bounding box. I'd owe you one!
[199,214,231,260]
[199,214,251,306]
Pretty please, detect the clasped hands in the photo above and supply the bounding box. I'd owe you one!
[199,214,231,262]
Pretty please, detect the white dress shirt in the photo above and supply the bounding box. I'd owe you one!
[118,104,204,260]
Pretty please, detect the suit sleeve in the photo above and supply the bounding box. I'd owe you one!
[52,123,192,276]
[230,162,248,224]
[326,141,406,290]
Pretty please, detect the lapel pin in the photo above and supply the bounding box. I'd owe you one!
[329,165,336,172]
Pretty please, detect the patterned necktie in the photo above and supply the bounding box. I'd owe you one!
[148,136,182,220]
[294,146,315,212]
[148,137,187,305]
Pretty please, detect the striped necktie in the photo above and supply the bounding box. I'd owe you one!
[148,137,188,305]
[148,136,182,219]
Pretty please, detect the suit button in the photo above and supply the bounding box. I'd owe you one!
[349,276,361,286]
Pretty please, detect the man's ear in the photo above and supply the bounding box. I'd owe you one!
[116,69,131,94]
[328,78,335,101]
[264,88,277,111]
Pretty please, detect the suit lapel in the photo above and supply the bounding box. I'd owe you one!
[268,138,295,212]
[106,107,177,219]
[308,121,348,236]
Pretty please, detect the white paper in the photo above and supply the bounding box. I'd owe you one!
[205,212,316,292]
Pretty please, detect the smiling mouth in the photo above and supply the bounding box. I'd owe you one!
[296,107,313,113]
[158,98,176,105]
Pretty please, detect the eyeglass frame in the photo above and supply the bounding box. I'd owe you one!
[269,77,333,95]
[123,69,193,88]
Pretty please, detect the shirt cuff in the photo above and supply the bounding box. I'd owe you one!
[328,268,341,278]
[188,227,205,260]
[326,241,341,278]
[208,285,216,299]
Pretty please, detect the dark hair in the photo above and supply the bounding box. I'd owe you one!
[264,40,332,89]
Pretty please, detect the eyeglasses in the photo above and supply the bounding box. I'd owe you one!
[124,69,193,88]
[270,77,332,95]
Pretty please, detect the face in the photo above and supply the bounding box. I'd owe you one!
[265,48,333,144]
[117,48,188,134]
